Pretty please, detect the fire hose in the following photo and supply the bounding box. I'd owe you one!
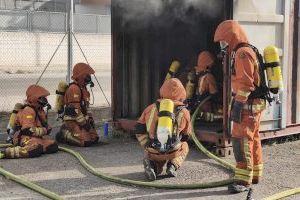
[0,96,299,199]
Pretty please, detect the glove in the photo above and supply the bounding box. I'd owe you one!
[150,138,161,150]
[87,117,95,129]
[20,128,34,136]
[64,106,77,117]
[80,122,91,131]
[167,135,180,150]
[180,134,189,142]
[231,101,244,123]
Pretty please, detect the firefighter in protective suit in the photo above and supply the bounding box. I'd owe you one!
[0,85,58,159]
[214,20,266,193]
[194,51,221,121]
[56,63,99,147]
[134,78,192,181]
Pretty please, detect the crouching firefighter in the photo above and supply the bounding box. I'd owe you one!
[214,20,268,193]
[0,85,58,159]
[56,63,99,147]
[194,51,222,121]
[134,78,192,181]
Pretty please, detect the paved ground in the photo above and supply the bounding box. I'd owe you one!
[0,131,299,200]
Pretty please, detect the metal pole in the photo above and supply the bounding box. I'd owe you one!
[67,0,73,83]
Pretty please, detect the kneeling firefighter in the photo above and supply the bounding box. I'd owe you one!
[194,51,222,121]
[214,20,268,193]
[56,63,99,147]
[134,78,192,181]
[0,85,58,159]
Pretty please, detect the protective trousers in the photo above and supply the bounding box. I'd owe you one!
[4,133,58,159]
[231,111,263,185]
[59,121,99,147]
[136,133,190,174]
[146,142,189,174]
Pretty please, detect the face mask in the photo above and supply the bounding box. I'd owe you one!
[38,96,51,109]
[84,75,94,87]
[220,41,228,50]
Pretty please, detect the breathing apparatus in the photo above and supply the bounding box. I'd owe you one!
[55,81,68,120]
[6,103,24,143]
[85,74,95,105]
[185,70,196,100]
[165,61,181,81]
[84,74,94,88]
[38,96,51,110]
[263,46,283,104]
[155,99,181,153]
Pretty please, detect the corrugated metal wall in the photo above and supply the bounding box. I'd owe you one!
[112,0,230,119]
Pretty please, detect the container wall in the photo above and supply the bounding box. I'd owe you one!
[112,0,231,119]
[233,0,291,131]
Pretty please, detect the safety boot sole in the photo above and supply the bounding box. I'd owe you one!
[228,183,250,194]
[143,159,156,181]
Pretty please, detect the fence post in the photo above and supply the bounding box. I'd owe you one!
[67,0,73,83]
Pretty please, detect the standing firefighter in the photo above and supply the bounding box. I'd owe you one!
[0,85,58,159]
[56,63,99,147]
[214,20,266,193]
[194,51,221,121]
[134,78,192,181]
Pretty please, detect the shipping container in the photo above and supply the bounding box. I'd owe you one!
[111,0,299,156]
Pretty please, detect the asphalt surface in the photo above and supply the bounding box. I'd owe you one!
[0,131,299,200]
[0,72,111,111]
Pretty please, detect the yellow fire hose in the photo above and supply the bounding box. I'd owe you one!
[0,96,299,199]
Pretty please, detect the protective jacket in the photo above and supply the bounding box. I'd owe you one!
[3,85,58,159]
[135,78,192,172]
[214,20,264,185]
[58,63,99,147]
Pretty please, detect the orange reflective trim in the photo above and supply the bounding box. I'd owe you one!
[146,106,157,133]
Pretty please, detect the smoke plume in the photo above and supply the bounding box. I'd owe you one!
[114,0,223,28]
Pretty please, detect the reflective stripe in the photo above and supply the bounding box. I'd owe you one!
[65,131,81,145]
[253,164,263,177]
[243,138,252,170]
[15,146,20,158]
[243,102,266,111]
[235,168,253,176]
[136,134,149,147]
[146,106,157,133]
[76,114,86,123]
[9,147,15,158]
[234,174,252,184]
[198,76,206,95]
[174,111,184,136]
[237,90,251,97]
[234,168,253,184]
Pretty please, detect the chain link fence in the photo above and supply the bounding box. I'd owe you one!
[0,1,111,111]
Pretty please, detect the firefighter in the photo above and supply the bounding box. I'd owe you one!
[194,51,221,121]
[56,63,99,147]
[134,78,192,181]
[214,20,265,193]
[0,85,58,159]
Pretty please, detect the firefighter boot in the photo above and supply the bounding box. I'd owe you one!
[228,183,250,194]
[166,162,177,177]
[143,158,157,181]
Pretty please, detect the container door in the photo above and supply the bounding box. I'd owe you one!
[233,0,290,130]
